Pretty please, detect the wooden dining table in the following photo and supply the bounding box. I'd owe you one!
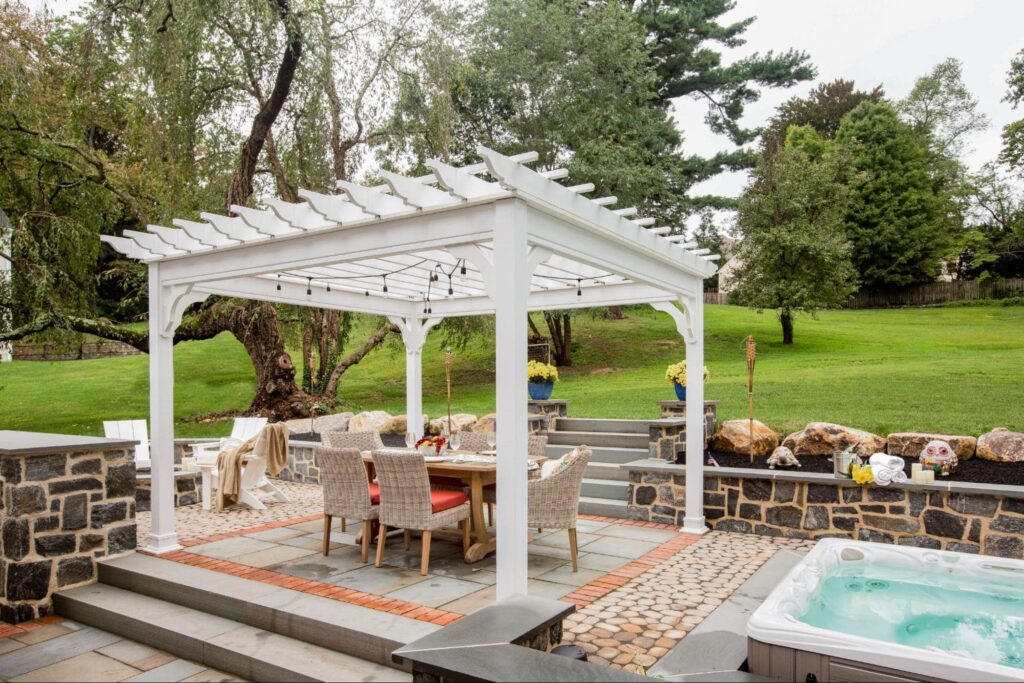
[360,450,545,563]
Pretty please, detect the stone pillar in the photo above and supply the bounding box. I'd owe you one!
[527,399,569,430]
[1,432,138,624]
[657,400,718,450]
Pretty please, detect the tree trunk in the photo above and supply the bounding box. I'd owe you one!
[602,306,625,319]
[780,310,794,345]
[543,312,573,366]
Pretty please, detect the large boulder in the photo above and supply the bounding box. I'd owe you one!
[887,432,976,460]
[428,414,478,435]
[782,422,885,457]
[381,414,428,435]
[348,410,393,433]
[285,412,353,435]
[709,419,779,457]
[472,414,497,433]
[977,428,1024,462]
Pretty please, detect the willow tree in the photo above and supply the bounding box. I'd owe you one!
[0,0,448,419]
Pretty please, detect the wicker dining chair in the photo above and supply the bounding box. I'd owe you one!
[527,445,591,571]
[452,431,493,453]
[316,446,379,562]
[322,430,385,451]
[371,450,471,576]
[483,434,549,524]
[320,431,385,530]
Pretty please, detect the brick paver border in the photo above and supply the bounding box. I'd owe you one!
[138,512,697,631]
[0,615,64,640]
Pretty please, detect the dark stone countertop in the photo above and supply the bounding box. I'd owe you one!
[0,431,138,457]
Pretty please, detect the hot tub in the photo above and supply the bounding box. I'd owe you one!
[747,538,1024,682]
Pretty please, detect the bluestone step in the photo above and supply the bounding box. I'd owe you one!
[54,583,407,682]
[547,430,649,449]
[89,553,436,668]
[578,495,629,518]
[555,418,650,435]
[547,444,648,465]
[581,478,629,500]
[585,461,630,482]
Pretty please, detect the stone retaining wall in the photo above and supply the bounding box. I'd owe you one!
[653,401,717,461]
[135,471,200,512]
[0,444,137,623]
[278,441,319,484]
[624,462,1024,559]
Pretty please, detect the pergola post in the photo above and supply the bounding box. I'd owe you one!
[650,297,708,535]
[681,294,708,535]
[146,264,181,553]
[492,210,531,600]
[389,317,442,438]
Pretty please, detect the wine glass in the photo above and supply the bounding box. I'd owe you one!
[486,431,496,451]
[405,431,416,449]
[450,432,462,452]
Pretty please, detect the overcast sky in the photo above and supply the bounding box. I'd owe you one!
[37,0,1024,205]
[677,0,1024,200]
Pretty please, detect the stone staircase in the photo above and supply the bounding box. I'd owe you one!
[54,553,430,681]
[546,418,650,519]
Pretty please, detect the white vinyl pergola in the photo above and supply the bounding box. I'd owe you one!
[103,146,718,600]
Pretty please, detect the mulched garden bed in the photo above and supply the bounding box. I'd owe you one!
[706,450,1024,487]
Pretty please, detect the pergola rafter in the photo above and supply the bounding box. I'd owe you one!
[103,146,716,602]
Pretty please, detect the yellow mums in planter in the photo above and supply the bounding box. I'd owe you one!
[665,360,709,387]
[527,360,559,383]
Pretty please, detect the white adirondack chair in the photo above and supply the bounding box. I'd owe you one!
[202,425,289,511]
[190,417,268,465]
[103,420,151,469]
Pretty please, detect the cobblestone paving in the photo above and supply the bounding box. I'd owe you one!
[136,481,324,545]
[560,531,815,671]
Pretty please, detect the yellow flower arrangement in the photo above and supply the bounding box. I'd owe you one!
[527,360,559,383]
[664,360,709,387]
[851,463,874,485]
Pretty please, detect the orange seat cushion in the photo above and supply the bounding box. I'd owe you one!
[368,483,380,505]
[430,489,469,513]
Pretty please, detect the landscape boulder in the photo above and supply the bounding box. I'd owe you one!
[381,414,428,435]
[709,419,779,457]
[887,432,976,460]
[285,411,354,435]
[782,422,885,457]
[428,414,478,435]
[348,410,393,433]
[472,414,497,433]
[977,428,1024,462]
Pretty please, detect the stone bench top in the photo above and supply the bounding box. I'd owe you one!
[0,430,138,457]
[622,458,1024,499]
[657,400,721,406]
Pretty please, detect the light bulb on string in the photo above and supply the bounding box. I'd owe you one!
[447,275,453,296]
[576,279,582,297]
[276,275,281,291]
[459,260,466,276]
[326,282,331,292]
[306,278,312,296]
[382,275,388,293]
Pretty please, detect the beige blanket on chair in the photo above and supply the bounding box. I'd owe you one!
[215,422,289,510]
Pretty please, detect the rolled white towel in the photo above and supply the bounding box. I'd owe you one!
[872,465,896,486]
[869,453,904,470]
[889,468,908,484]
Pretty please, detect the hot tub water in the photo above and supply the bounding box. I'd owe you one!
[799,561,1024,671]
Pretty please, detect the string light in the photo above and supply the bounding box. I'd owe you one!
[306,278,312,296]
[382,275,388,293]
[276,275,281,291]
[277,256,474,301]
[577,279,582,296]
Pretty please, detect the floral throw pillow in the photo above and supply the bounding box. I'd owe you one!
[542,447,580,479]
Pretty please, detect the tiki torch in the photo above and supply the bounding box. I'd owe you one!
[745,336,756,463]
[445,347,453,435]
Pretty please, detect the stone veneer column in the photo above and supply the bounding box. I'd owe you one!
[527,400,570,431]
[1,432,138,624]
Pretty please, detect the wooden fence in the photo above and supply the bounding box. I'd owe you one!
[704,290,729,305]
[844,278,1024,309]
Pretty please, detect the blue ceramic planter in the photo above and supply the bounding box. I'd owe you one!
[673,382,686,401]
[528,381,554,400]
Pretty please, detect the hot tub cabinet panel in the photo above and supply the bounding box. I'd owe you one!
[748,640,950,683]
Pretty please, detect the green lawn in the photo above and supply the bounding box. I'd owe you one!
[1,304,1022,439]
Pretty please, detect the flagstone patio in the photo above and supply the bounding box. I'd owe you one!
[135,481,813,673]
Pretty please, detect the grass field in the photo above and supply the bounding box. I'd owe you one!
[1,304,1022,439]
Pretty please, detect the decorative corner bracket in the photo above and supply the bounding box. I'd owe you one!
[159,284,209,339]
[650,294,697,345]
